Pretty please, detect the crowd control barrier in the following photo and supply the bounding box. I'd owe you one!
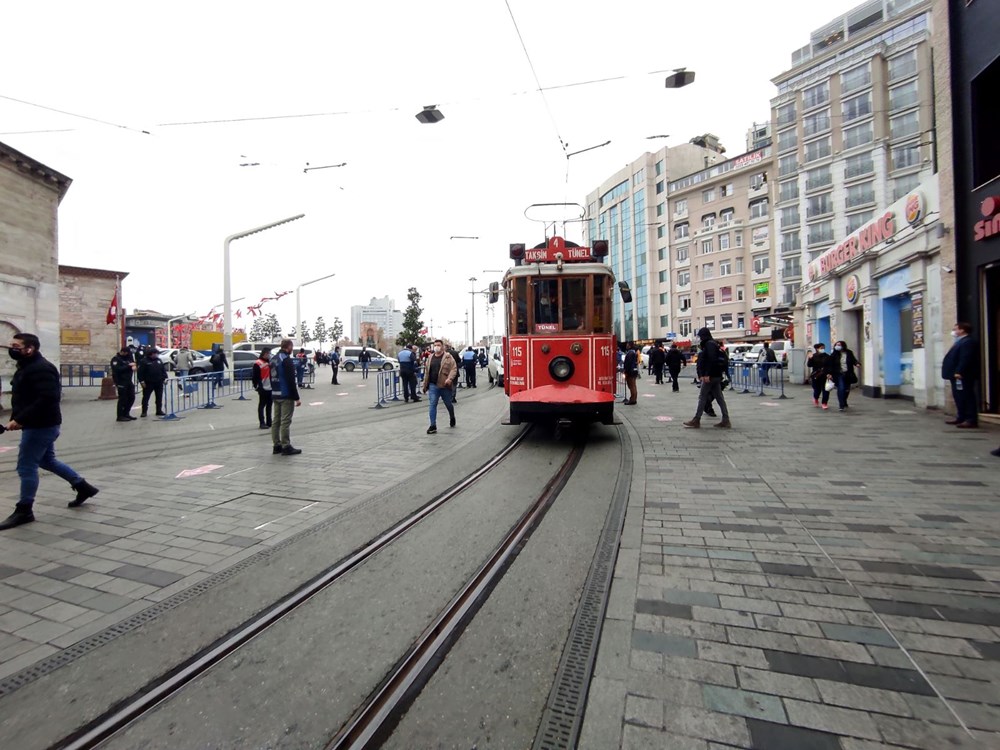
[726,361,790,399]
[61,364,109,387]
[158,368,256,419]
[371,368,423,408]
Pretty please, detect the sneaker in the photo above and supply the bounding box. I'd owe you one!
[704,409,717,418]
[281,445,302,455]
[116,417,133,422]
[427,425,437,434]
[155,411,166,416]
[259,424,268,429]
[839,407,845,411]
[127,416,138,420]
[273,445,283,454]
[69,480,99,508]
[821,404,829,410]
[813,398,819,407]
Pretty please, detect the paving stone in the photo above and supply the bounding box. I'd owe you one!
[701,684,786,723]
[745,719,843,750]
[759,562,817,578]
[736,666,820,701]
[631,630,698,658]
[698,641,769,669]
[784,699,881,740]
[13,618,74,644]
[107,564,184,587]
[32,601,91,624]
[663,589,721,608]
[819,623,898,648]
[813,680,912,716]
[763,650,936,696]
[624,694,663,728]
[662,704,752,747]
[874,714,978,748]
[622,724,708,750]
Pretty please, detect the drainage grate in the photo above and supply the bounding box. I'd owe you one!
[533,426,633,750]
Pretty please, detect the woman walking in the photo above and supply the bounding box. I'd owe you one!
[825,340,860,411]
[807,343,831,409]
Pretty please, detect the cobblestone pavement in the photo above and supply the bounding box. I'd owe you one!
[582,378,1000,749]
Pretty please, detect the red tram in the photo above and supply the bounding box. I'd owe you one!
[498,235,628,426]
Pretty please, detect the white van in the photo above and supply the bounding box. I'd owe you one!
[339,346,398,371]
[488,343,504,387]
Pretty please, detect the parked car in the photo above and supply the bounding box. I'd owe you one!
[743,340,791,367]
[158,348,211,374]
[728,344,754,364]
[488,343,504,387]
[339,346,398,372]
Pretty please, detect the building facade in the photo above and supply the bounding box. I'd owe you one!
[350,296,403,345]
[0,141,72,376]
[943,0,1000,418]
[585,136,726,342]
[770,0,945,404]
[58,265,128,365]
[666,146,778,342]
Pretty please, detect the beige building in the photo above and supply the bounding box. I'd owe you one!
[0,141,72,376]
[59,265,128,365]
[666,146,777,342]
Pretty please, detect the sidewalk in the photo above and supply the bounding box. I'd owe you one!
[583,380,999,749]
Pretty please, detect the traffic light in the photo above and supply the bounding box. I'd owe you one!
[509,243,525,264]
[488,281,500,304]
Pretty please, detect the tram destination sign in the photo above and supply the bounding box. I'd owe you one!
[518,236,603,264]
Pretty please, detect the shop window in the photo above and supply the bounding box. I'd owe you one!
[972,58,1000,187]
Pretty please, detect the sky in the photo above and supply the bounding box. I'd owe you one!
[1,0,864,347]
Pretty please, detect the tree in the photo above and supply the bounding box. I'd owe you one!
[260,313,282,342]
[396,287,428,348]
[330,317,344,342]
[298,320,312,344]
[248,316,268,342]
[313,317,328,349]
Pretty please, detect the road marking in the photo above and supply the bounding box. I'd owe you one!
[309,401,324,406]
[254,501,320,530]
[337,393,349,396]
[0,446,13,454]
[642,393,656,398]
[209,424,216,430]
[760,402,779,407]
[176,464,224,478]
[222,467,255,478]
[655,416,673,422]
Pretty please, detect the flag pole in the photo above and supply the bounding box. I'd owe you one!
[117,276,124,350]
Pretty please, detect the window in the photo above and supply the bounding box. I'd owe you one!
[655,180,665,194]
[782,257,801,277]
[655,202,665,217]
[659,315,670,328]
[633,168,646,185]
[702,263,714,279]
[680,295,691,311]
[845,151,874,179]
[803,108,831,137]
[735,231,744,248]
[720,183,735,197]
[704,289,716,304]
[782,284,798,305]
[657,225,666,239]
[657,247,667,261]
[721,313,734,330]
[778,127,798,153]
[846,181,875,209]
[805,165,832,191]
[779,153,798,177]
[658,292,669,305]
[889,80,918,111]
[679,320,692,336]
[888,49,917,82]
[704,316,716,330]
[702,188,716,203]
[735,257,744,274]
[804,137,832,163]
[749,198,769,220]
[719,259,732,276]
[843,121,874,150]
[890,111,920,141]
[892,174,921,201]
[720,286,733,303]
[737,286,745,302]
[891,142,921,171]
[655,159,664,176]
[803,80,830,109]
[676,245,689,262]
[677,271,691,286]
[720,208,735,223]
[750,172,768,190]
[673,198,687,215]
[846,210,874,234]
[737,314,746,329]
[780,205,801,228]
[807,192,833,218]
[781,231,801,254]
[842,92,872,124]
[753,255,770,275]
[702,213,716,228]
[807,220,835,245]
[776,102,796,126]
[719,233,730,251]
[779,179,799,203]
[701,238,714,255]
[658,270,669,282]
[841,62,871,94]
[674,222,689,240]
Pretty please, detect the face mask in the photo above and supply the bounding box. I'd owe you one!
[434,346,443,353]
[951,331,960,339]
[834,345,843,351]
[9,348,25,361]
[816,349,825,354]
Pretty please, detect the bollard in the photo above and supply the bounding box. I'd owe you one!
[99,375,118,400]
[777,364,790,399]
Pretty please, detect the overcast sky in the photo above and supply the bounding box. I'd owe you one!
[2,0,862,346]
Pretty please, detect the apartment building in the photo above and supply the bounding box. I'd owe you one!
[666,146,777,342]
[770,0,945,406]
[350,296,403,344]
[585,135,725,343]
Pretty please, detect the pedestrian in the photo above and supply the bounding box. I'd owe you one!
[941,321,979,429]
[665,343,684,392]
[807,343,831,409]
[397,344,421,403]
[295,348,307,389]
[0,333,99,530]
[683,327,732,428]
[110,345,137,422]
[422,339,456,434]
[447,345,462,402]
[824,340,860,412]
[268,339,302,455]
[358,346,372,380]
[650,343,666,385]
[209,344,228,405]
[252,347,273,429]
[175,344,194,389]
[761,341,777,386]
[462,346,478,388]
[330,346,341,385]
[137,347,168,417]
[622,342,638,405]
[478,349,488,370]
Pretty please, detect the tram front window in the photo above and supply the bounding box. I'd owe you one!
[514,277,528,334]
[562,278,587,330]
[593,276,610,333]
[534,279,559,329]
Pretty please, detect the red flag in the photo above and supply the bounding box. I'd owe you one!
[106,290,118,325]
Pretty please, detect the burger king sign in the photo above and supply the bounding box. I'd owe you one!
[845,274,861,306]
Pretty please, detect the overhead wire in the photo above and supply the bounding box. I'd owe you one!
[0,93,151,135]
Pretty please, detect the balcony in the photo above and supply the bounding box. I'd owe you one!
[693,218,743,238]
[748,183,769,200]
[674,256,690,269]
[676,307,692,320]
[672,205,689,221]
[750,297,773,311]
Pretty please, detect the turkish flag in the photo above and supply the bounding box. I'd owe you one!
[106,291,118,325]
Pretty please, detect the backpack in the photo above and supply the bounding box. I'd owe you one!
[210,351,222,367]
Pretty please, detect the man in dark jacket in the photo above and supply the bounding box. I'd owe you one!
[1,333,99,530]
[761,341,777,385]
[137,347,168,417]
[330,346,341,385]
[941,321,979,428]
[110,345,137,422]
[649,343,667,385]
[684,327,731,428]
[622,342,639,405]
[208,344,228,406]
[269,339,302,455]
[397,344,420,403]
[665,344,684,392]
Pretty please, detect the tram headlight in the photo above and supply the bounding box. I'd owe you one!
[549,356,574,382]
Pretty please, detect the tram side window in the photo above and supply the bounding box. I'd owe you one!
[592,276,609,333]
[514,277,528,334]
[534,279,559,329]
[562,278,587,330]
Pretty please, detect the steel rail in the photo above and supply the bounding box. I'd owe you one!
[51,427,532,750]
[327,438,586,750]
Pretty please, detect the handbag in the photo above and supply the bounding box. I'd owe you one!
[824,379,835,392]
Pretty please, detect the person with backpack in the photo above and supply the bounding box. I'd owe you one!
[269,339,302,455]
[684,327,731,428]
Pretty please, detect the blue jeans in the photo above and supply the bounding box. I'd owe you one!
[361,363,369,379]
[835,374,851,409]
[427,384,455,427]
[17,426,81,508]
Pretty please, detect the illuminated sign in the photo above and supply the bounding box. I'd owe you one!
[905,192,924,226]
[845,274,861,305]
[818,211,896,276]
[754,282,770,296]
[973,196,1000,242]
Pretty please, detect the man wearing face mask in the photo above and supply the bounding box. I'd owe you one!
[421,339,456,434]
[137,347,168,417]
[110,345,137,422]
[1,333,99,530]
[941,321,979,429]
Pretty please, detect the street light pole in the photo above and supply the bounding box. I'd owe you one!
[295,273,336,346]
[468,276,477,347]
[224,214,304,373]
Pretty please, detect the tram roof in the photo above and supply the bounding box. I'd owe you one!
[503,263,616,282]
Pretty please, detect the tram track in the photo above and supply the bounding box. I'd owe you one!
[47,424,558,750]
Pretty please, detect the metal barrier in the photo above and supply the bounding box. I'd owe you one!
[372,368,422,408]
[159,368,254,419]
[61,364,109,387]
[727,361,790,399]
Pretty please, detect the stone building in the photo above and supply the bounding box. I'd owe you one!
[0,140,72,376]
[58,265,128,365]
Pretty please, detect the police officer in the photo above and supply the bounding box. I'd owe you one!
[110,345,137,422]
[330,346,341,385]
[397,344,420,403]
[137,347,168,417]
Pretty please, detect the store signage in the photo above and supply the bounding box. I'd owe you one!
[845,274,861,305]
[754,282,770,296]
[60,329,91,345]
[905,192,925,226]
[127,318,163,328]
[734,150,764,168]
[911,291,924,348]
[817,210,896,276]
[973,196,1000,242]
